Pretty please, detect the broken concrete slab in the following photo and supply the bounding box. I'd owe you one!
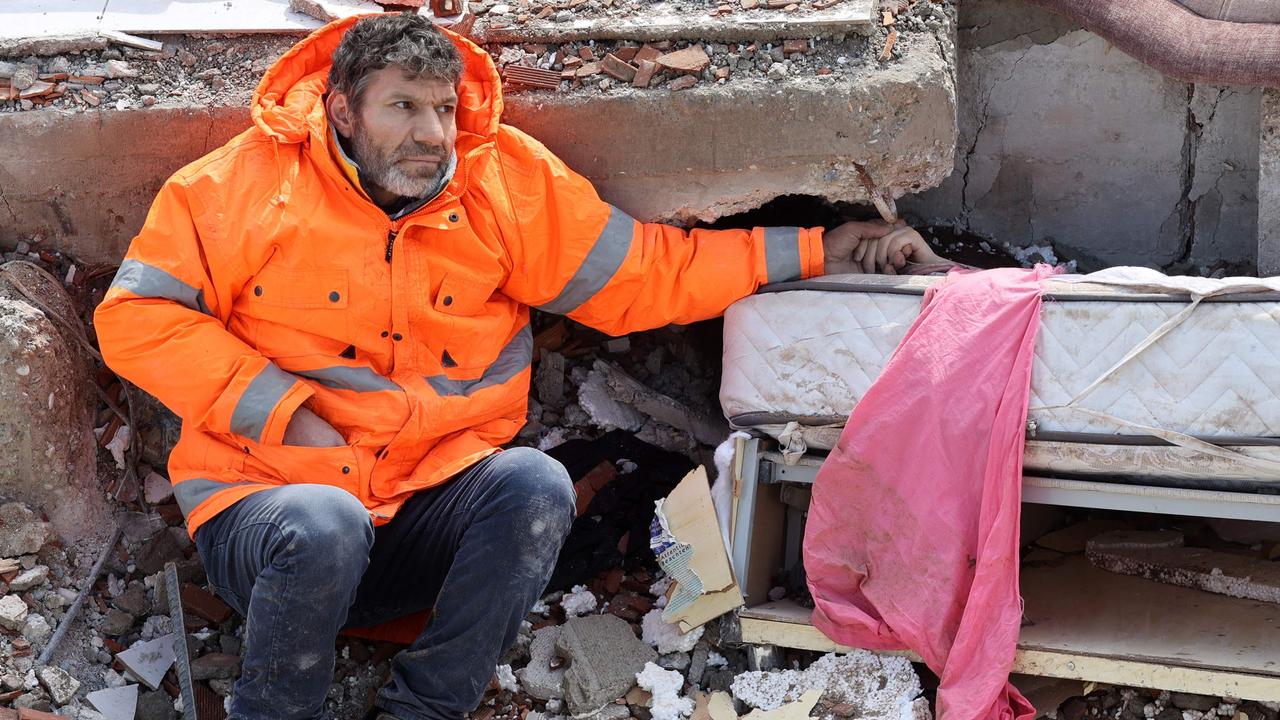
[1087,536,1280,604]
[517,625,567,701]
[556,614,657,714]
[116,633,178,691]
[189,652,241,681]
[86,684,139,720]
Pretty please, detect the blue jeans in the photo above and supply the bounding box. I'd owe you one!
[193,447,576,720]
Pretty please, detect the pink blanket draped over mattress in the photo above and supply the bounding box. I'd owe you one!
[804,266,1056,720]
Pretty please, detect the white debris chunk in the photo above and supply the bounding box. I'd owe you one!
[86,684,139,720]
[641,609,703,654]
[495,664,520,693]
[731,651,929,720]
[648,574,673,598]
[560,585,597,616]
[706,651,728,667]
[636,662,694,720]
[117,633,178,690]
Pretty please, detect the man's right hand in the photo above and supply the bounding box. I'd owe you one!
[282,406,346,447]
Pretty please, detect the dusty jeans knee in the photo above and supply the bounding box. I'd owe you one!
[193,483,374,720]
[193,448,575,720]
[353,447,576,720]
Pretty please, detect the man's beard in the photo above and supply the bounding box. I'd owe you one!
[350,121,449,200]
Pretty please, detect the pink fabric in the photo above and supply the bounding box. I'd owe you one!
[804,267,1057,720]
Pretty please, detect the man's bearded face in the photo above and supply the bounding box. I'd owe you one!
[341,66,459,202]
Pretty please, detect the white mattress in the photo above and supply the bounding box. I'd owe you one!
[720,274,1280,482]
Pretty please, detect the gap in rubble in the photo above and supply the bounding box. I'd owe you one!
[701,194,1025,270]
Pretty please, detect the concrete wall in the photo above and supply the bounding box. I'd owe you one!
[900,0,1263,273]
[1260,89,1280,277]
[0,31,957,265]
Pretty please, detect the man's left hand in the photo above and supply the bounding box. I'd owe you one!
[822,220,947,275]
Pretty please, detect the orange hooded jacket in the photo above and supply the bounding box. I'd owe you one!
[94,15,825,540]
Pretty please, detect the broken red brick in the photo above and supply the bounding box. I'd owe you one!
[656,46,710,74]
[601,54,638,83]
[882,9,894,24]
[181,583,232,623]
[578,46,597,61]
[38,73,68,82]
[563,56,584,68]
[614,46,639,62]
[68,75,104,84]
[634,45,662,64]
[817,66,833,75]
[603,568,624,594]
[714,66,731,80]
[668,75,698,91]
[879,29,899,62]
[0,704,18,718]
[741,0,760,7]
[575,61,603,77]
[561,69,578,80]
[782,38,808,56]
[522,43,549,54]
[535,6,555,17]
[784,3,799,10]
[632,59,657,88]
[19,710,64,720]
[653,40,673,50]
[503,65,562,90]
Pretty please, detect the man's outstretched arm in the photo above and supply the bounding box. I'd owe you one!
[493,126,939,336]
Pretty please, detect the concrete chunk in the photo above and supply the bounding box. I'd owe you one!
[36,665,80,705]
[0,594,28,630]
[557,614,658,715]
[0,503,48,557]
[517,625,567,701]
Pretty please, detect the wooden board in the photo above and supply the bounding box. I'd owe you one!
[472,0,874,43]
[0,0,323,40]
[739,556,1280,701]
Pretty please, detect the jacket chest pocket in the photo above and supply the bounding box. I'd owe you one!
[237,265,353,354]
[426,273,513,371]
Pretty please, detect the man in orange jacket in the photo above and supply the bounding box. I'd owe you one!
[95,12,945,720]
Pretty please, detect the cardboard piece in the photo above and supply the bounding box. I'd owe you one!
[651,467,745,632]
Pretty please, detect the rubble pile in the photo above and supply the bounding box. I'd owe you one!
[487,1,952,94]
[0,36,294,113]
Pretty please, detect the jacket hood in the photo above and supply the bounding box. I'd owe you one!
[250,13,504,144]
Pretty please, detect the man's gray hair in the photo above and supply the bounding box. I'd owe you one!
[328,13,464,110]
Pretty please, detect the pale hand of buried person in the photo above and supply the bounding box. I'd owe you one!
[282,406,346,448]
[822,219,947,275]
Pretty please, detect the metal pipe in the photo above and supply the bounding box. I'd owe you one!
[37,527,123,667]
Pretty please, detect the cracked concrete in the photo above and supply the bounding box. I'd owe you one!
[1260,89,1280,276]
[902,0,1263,274]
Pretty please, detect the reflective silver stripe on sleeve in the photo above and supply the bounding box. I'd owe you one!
[230,364,298,442]
[536,205,636,315]
[173,478,259,518]
[424,324,533,397]
[764,226,803,283]
[110,258,211,315]
[295,366,401,393]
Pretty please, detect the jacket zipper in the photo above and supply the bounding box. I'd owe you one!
[385,229,398,263]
